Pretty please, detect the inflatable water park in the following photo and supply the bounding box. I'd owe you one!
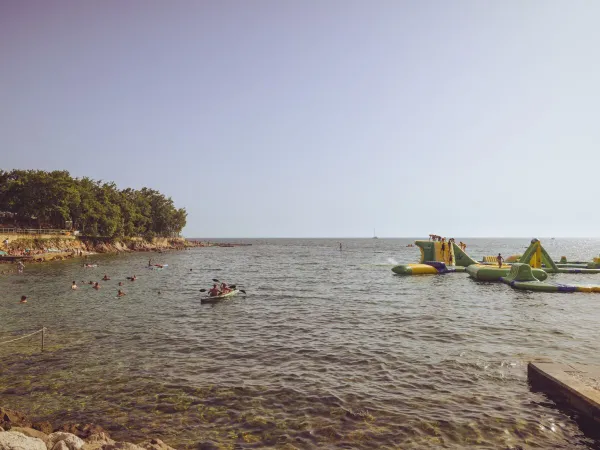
[392,238,600,294]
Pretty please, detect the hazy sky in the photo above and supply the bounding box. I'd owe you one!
[1,1,599,237]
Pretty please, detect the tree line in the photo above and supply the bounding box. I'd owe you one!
[0,170,187,239]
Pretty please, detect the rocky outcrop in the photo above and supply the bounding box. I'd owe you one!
[0,408,32,429]
[8,429,48,447]
[0,408,177,450]
[0,431,46,450]
[46,433,84,450]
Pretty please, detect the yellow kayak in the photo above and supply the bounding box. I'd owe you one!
[201,289,240,304]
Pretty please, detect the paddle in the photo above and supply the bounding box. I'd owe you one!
[212,278,220,283]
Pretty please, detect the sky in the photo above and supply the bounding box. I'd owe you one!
[1,1,599,238]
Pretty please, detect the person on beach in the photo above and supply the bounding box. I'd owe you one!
[102,274,110,281]
[71,281,78,290]
[17,261,24,273]
[93,282,100,290]
[497,253,504,268]
[117,289,126,297]
[20,295,27,303]
[208,284,220,297]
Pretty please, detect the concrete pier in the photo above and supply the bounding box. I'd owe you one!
[528,361,600,424]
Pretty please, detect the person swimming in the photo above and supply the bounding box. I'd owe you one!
[93,282,100,290]
[117,289,126,297]
[118,281,123,286]
[102,274,110,281]
[20,295,27,303]
[71,281,78,290]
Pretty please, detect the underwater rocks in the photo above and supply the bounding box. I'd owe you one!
[0,407,176,450]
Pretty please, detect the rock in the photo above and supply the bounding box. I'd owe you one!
[53,426,107,441]
[0,408,32,429]
[0,431,46,450]
[31,424,53,436]
[102,443,144,450]
[81,433,114,450]
[47,432,84,450]
[7,428,48,446]
[138,439,175,450]
[53,442,69,450]
[196,442,218,450]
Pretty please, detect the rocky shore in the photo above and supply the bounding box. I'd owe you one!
[0,236,201,267]
[0,406,176,450]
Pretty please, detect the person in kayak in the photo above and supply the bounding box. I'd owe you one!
[208,284,220,297]
[220,282,231,294]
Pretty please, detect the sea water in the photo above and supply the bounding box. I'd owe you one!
[1,238,599,449]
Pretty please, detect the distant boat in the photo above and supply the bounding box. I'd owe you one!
[373,229,378,239]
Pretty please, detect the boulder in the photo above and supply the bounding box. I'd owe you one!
[0,408,32,429]
[31,424,52,436]
[53,442,69,450]
[7,429,48,446]
[81,434,114,450]
[101,443,144,450]
[196,443,218,450]
[53,426,107,441]
[138,440,175,450]
[0,431,46,450]
[47,433,84,450]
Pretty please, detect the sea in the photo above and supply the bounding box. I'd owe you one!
[1,238,600,449]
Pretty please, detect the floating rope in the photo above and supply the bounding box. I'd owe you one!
[0,328,45,345]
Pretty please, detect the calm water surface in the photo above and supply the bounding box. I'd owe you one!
[1,238,600,449]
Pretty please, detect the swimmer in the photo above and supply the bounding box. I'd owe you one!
[88,281,93,285]
[71,281,78,290]
[20,295,27,303]
[102,274,110,281]
[117,289,126,297]
[93,282,101,290]
[118,281,123,286]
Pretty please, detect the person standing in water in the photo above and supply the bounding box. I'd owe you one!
[497,253,504,268]
[339,242,342,251]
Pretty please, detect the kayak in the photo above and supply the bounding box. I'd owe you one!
[201,289,240,304]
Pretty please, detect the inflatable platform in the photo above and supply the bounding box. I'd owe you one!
[501,263,600,293]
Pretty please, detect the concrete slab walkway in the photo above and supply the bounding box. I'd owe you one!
[528,360,600,424]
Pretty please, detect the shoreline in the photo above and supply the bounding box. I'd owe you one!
[0,404,177,450]
[0,235,250,270]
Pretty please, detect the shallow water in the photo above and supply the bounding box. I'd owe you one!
[1,238,600,449]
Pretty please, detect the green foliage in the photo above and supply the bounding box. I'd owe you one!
[0,169,187,238]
